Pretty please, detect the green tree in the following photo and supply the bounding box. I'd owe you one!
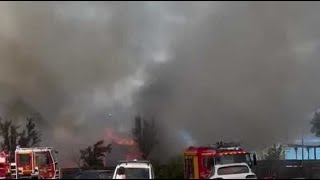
[132,115,158,160]
[80,140,112,170]
[264,144,285,160]
[311,111,320,136]
[0,117,41,161]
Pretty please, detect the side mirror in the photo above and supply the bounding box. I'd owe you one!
[253,154,257,166]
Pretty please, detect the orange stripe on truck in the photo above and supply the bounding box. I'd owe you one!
[194,156,199,179]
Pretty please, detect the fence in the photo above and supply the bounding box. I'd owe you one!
[255,160,320,179]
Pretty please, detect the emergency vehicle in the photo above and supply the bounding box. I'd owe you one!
[12,146,61,179]
[183,142,257,179]
[0,151,10,179]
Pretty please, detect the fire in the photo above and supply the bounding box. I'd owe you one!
[104,128,135,146]
[104,128,142,160]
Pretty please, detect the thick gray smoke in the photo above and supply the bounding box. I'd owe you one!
[135,1,320,155]
[1,1,320,165]
[0,1,158,166]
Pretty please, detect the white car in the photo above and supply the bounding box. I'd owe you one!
[112,160,155,179]
[209,163,257,179]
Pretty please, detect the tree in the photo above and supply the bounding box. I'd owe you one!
[311,111,320,137]
[79,140,112,170]
[18,118,41,147]
[132,115,158,160]
[263,144,285,160]
[0,117,41,161]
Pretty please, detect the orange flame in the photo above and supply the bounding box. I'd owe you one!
[104,128,142,160]
[104,128,135,146]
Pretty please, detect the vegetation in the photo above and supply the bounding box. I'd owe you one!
[132,115,158,160]
[79,140,112,170]
[263,144,285,160]
[311,111,320,137]
[0,117,41,161]
[152,156,184,179]
[75,114,182,179]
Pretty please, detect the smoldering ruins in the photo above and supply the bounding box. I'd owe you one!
[0,1,320,166]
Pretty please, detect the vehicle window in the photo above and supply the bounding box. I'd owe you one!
[202,156,215,170]
[124,168,150,179]
[217,165,249,175]
[184,157,194,179]
[99,172,113,179]
[216,154,251,165]
[18,154,30,166]
[35,152,49,166]
[202,157,208,168]
[246,154,252,167]
[51,151,58,163]
[74,172,100,179]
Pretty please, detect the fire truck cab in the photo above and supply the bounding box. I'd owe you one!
[14,146,60,179]
[183,142,257,179]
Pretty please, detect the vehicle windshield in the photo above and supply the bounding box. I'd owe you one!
[35,152,49,166]
[216,154,252,166]
[18,154,30,166]
[123,168,150,179]
[217,165,249,175]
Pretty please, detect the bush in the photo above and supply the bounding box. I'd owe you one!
[152,156,184,179]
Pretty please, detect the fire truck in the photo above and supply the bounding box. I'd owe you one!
[183,142,257,179]
[0,151,10,179]
[10,146,61,179]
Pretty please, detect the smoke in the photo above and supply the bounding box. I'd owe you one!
[1,1,320,165]
[0,1,161,165]
[135,1,320,154]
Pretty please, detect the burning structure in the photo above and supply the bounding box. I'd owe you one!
[103,128,141,167]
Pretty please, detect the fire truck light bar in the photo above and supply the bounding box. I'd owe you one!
[218,147,241,151]
[219,151,247,155]
[215,142,241,148]
[16,147,53,150]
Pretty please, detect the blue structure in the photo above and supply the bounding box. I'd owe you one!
[285,134,320,160]
[285,145,320,160]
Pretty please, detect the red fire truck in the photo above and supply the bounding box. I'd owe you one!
[0,151,10,179]
[183,142,257,179]
[12,146,61,179]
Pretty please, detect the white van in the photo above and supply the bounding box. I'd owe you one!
[112,160,155,179]
[209,163,257,179]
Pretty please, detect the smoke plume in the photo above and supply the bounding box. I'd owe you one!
[135,2,320,154]
[0,1,154,165]
[1,1,320,165]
